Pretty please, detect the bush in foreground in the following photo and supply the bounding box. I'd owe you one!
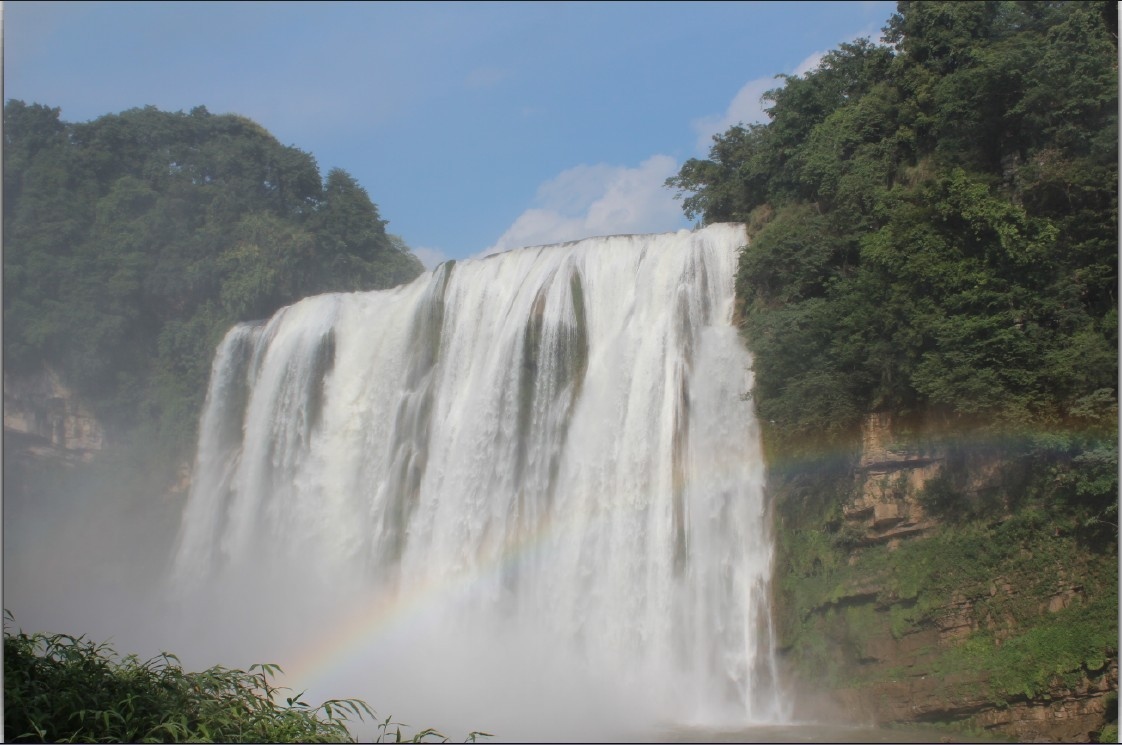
[4,613,487,743]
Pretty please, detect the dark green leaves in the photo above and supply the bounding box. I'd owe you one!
[3,621,484,743]
[669,0,1117,444]
[4,102,425,446]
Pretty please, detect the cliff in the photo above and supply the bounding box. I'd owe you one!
[4,367,105,463]
[772,414,1118,743]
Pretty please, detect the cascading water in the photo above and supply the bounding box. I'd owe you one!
[170,223,787,740]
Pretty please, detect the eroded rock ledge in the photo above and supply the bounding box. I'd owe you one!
[836,662,1117,743]
[4,368,105,463]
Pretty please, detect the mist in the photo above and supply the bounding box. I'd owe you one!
[5,226,786,742]
[4,447,179,653]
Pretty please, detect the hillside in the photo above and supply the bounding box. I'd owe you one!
[4,102,424,457]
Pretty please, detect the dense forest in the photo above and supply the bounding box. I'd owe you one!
[670,0,1116,446]
[670,1,1117,736]
[4,102,424,451]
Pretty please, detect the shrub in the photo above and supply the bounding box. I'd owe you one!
[3,613,487,743]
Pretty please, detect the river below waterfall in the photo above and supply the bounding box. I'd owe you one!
[656,723,1009,743]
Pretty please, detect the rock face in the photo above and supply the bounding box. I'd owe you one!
[779,413,1118,743]
[836,661,1118,743]
[841,412,942,546]
[4,368,105,462]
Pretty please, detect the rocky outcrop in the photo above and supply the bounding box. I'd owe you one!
[4,368,105,462]
[838,413,1016,550]
[792,413,1119,743]
[838,412,942,547]
[837,662,1117,743]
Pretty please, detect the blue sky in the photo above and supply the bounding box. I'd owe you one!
[5,1,896,266]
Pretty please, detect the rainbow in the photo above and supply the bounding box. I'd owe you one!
[280,505,570,692]
[280,422,1115,694]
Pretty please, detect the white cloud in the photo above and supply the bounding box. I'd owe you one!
[483,155,687,257]
[690,48,830,153]
[412,246,450,271]
[690,19,892,155]
[792,50,827,77]
[690,77,775,152]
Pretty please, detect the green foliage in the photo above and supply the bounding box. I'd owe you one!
[934,590,1118,703]
[3,622,366,743]
[2,614,490,744]
[773,443,1118,703]
[673,3,1118,728]
[4,103,425,453]
[669,0,1117,447]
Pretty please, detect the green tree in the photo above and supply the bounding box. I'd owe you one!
[669,0,1117,441]
[308,168,424,293]
[3,102,426,447]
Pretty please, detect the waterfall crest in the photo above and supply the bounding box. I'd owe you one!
[172,223,785,736]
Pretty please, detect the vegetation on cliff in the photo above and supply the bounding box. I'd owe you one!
[670,0,1117,449]
[670,0,1117,737]
[3,102,424,451]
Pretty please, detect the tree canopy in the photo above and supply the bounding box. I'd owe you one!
[668,0,1117,449]
[3,102,425,448]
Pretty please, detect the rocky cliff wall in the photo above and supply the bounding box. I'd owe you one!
[4,368,105,462]
[772,413,1118,743]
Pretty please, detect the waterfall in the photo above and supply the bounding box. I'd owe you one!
[171,223,785,738]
